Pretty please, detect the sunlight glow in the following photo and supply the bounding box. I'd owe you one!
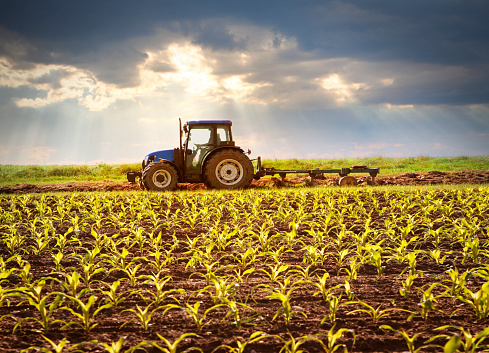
[318,74,367,105]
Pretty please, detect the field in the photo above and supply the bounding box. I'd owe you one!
[1,156,489,185]
[1,184,489,352]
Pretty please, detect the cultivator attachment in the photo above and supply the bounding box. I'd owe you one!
[253,157,379,186]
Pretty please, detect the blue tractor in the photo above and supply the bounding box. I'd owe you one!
[127,119,380,191]
[127,119,254,191]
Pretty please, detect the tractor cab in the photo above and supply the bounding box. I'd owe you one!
[182,120,235,180]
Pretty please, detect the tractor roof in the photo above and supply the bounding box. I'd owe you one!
[186,120,232,126]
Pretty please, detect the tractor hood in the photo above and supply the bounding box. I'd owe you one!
[143,149,175,168]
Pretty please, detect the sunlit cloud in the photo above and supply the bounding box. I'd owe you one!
[367,143,405,149]
[432,143,449,150]
[384,103,414,109]
[137,117,158,124]
[0,145,8,156]
[318,74,368,105]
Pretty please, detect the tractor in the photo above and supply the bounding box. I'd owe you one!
[127,119,254,191]
[127,119,380,190]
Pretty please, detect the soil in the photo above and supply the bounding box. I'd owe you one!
[0,171,488,352]
[1,170,488,194]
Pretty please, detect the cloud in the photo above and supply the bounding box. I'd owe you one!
[3,9,489,113]
[2,146,57,164]
[138,117,157,123]
[318,74,368,105]
[431,143,449,150]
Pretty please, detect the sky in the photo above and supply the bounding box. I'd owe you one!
[1,0,488,165]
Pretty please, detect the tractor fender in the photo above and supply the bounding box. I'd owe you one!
[201,146,247,169]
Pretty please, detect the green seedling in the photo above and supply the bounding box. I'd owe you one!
[60,295,112,332]
[212,331,267,353]
[309,324,356,353]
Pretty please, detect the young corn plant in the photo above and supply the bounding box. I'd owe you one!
[445,267,472,297]
[418,283,445,320]
[320,294,343,323]
[211,331,267,353]
[51,251,64,273]
[266,286,307,325]
[203,274,239,304]
[13,286,66,333]
[60,271,90,300]
[380,325,429,353]
[96,279,136,306]
[453,281,489,319]
[60,295,112,332]
[344,279,354,300]
[120,303,167,330]
[234,247,262,270]
[369,250,385,279]
[260,264,290,283]
[346,300,414,322]
[432,325,489,353]
[428,249,447,265]
[22,335,95,353]
[276,332,311,353]
[309,324,356,353]
[301,245,329,265]
[148,333,202,353]
[143,272,184,305]
[98,337,136,353]
[0,284,22,308]
[221,298,257,329]
[339,258,362,280]
[405,251,418,276]
[309,272,343,303]
[399,273,418,298]
[121,263,145,286]
[164,300,224,330]
[80,262,106,288]
[290,264,320,282]
[232,268,255,283]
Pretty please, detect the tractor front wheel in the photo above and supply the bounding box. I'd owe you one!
[142,161,178,191]
[204,150,253,189]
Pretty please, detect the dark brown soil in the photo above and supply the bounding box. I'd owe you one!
[1,170,488,194]
[0,172,488,352]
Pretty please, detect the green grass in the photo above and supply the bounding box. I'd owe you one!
[0,163,139,185]
[1,156,488,186]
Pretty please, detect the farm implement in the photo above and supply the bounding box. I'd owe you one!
[127,119,379,191]
[254,157,379,186]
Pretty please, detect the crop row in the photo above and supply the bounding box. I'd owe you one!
[0,187,488,352]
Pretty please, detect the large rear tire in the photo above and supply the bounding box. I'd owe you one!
[204,149,253,189]
[142,161,178,191]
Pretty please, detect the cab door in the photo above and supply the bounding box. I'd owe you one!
[185,126,215,175]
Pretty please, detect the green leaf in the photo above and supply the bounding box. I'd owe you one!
[444,334,461,353]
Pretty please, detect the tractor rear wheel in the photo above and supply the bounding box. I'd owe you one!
[142,161,178,191]
[204,149,253,189]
